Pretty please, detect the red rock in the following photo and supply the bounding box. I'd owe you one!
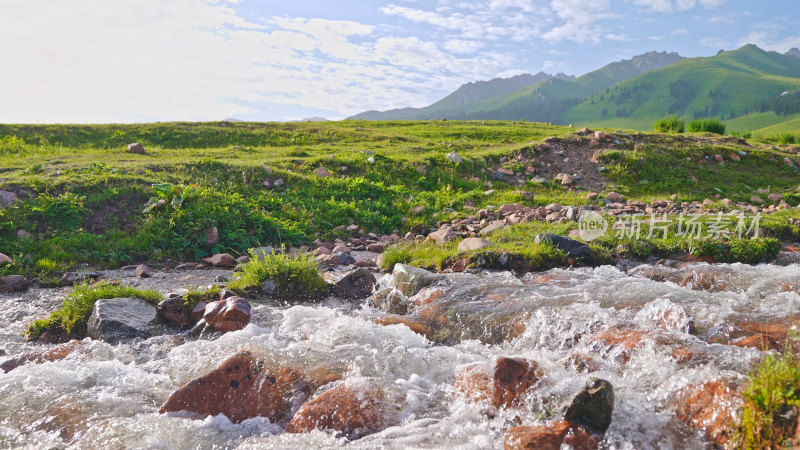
[157,295,192,328]
[160,352,322,423]
[589,327,647,363]
[1,340,85,373]
[191,302,207,322]
[505,421,599,450]
[493,357,543,408]
[374,316,428,336]
[451,259,468,272]
[201,253,235,268]
[674,379,742,448]
[203,297,251,332]
[453,366,492,402]
[286,381,390,439]
[730,317,799,351]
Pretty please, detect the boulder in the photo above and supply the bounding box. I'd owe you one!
[16,229,33,239]
[606,192,623,203]
[366,243,385,253]
[0,275,30,293]
[87,298,157,343]
[0,253,11,265]
[157,295,193,328]
[0,190,18,207]
[332,244,351,254]
[135,264,154,278]
[336,252,356,265]
[498,203,524,215]
[374,315,427,336]
[564,379,614,434]
[160,352,325,423]
[314,167,331,177]
[391,264,441,296]
[534,233,592,259]
[457,237,493,252]
[250,246,273,260]
[750,195,765,204]
[768,193,784,202]
[505,421,599,450]
[493,357,543,408]
[286,381,391,439]
[127,143,145,154]
[446,151,463,164]
[202,253,236,268]
[333,268,376,300]
[203,297,251,332]
[428,226,458,245]
[205,226,219,245]
[594,130,605,141]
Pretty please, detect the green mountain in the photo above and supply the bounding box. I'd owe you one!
[351,45,800,133]
[350,72,573,120]
[562,44,800,130]
[349,51,683,122]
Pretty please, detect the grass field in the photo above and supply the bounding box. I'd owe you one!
[0,120,798,280]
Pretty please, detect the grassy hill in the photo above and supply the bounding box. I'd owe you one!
[563,45,800,129]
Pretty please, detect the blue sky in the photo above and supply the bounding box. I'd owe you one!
[2,0,799,122]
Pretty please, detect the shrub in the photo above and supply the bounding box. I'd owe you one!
[654,115,685,133]
[687,118,726,135]
[736,339,800,448]
[778,133,797,145]
[26,283,163,340]
[228,249,328,300]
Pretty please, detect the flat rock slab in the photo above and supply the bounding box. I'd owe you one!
[87,297,157,343]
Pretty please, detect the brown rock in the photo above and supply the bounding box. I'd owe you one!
[332,244,351,254]
[157,295,192,328]
[203,297,251,332]
[750,195,765,204]
[674,379,742,448]
[457,237,493,252]
[728,152,740,161]
[497,203,524,215]
[493,357,543,408]
[606,192,623,203]
[0,274,29,293]
[0,253,11,265]
[768,193,784,202]
[505,421,599,450]
[1,340,85,373]
[374,316,428,336]
[135,264,154,278]
[594,130,605,141]
[428,226,458,245]
[286,381,390,439]
[714,154,724,162]
[366,243,385,252]
[160,352,318,423]
[202,253,236,268]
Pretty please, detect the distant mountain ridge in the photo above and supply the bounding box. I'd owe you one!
[349,46,800,132]
[349,51,683,121]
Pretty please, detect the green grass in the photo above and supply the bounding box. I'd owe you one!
[736,337,800,448]
[26,283,163,341]
[228,249,328,300]
[687,118,726,135]
[654,116,685,133]
[0,120,796,279]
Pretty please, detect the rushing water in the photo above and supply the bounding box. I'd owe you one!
[0,261,798,449]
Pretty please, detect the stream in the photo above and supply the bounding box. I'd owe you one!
[0,259,798,449]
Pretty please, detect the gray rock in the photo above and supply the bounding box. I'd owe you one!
[135,264,154,278]
[250,246,273,260]
[391,264,441,296]
[333,268,377,300]
[428,226,458,245]
[87,298,157,343]
[446,151,463,164]
[336,252,356,265]
[260,280,277,296]
[0,190,18,207]
[534,233,593,258]
[457,237,493,252]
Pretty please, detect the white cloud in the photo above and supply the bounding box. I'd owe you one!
[632,0,728,13]
[543,0,614,44]
[444,39,485,54]
[648,35,663,41]
[671,28,689,35]
[736,31,800,53]
[699,36,728,48]
[489,0,536,11]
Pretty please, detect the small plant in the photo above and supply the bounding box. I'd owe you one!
[687,118,726,135]
[778,133,797,145]
[736,334,800,448]
[25,282,162,341]
[228,249,328,300]
[183,284,220,309]
[731,130,752,139]
[28,192,89,230]
[654,115,685,133]
[143,183,197,213]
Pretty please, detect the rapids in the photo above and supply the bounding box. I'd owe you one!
[0,261,798,449]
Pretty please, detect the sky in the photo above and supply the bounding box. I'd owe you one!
[2,0,800,123]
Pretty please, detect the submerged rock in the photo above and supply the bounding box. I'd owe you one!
[87,298,157,343]
[286,380,391,440]
[1,340,86,373]
[391,264,441,297]
[674,379,742,448]
[564,379,614,434]
[493,357,543,408]
[505,421,599,450]
[160,352,327,423]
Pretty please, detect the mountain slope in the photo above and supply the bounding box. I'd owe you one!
[350,51,684,122]
[562,44,800,129]
[349,72,570,120]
